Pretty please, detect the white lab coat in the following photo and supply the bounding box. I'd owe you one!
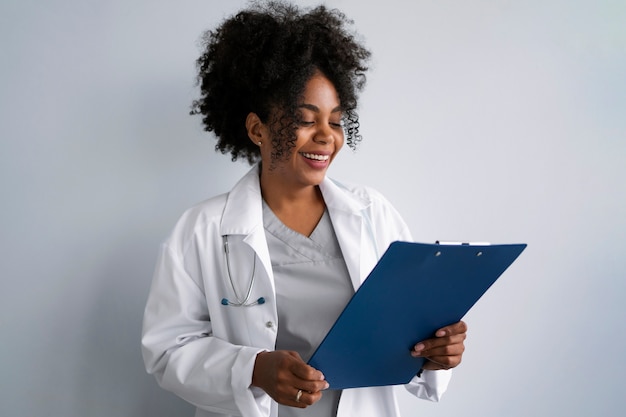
[142,166,451,417]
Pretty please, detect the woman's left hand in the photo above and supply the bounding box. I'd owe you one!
[411,321,467,370]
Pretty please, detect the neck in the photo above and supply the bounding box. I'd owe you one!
[259,171,326,237]
[261,179,324,212]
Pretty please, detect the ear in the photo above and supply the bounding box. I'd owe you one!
[246,112,267,146]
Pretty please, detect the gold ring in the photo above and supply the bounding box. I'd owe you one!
[295,389,303,402]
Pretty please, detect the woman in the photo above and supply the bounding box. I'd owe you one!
[141,2,467,417]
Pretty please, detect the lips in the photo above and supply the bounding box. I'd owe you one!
[300,152,330,161]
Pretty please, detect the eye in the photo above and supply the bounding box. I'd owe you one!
[299,120,314,127]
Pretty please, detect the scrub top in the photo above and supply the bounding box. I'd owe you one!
[262,201,354,417]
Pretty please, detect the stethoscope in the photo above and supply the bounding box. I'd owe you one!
[219,209,379,307]
[220,235,266,307]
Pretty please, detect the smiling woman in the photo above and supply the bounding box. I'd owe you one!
[140,2,467,417]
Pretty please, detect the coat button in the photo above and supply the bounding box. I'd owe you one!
[265,321,274,328]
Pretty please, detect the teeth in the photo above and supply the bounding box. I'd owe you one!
[301,153,330,161]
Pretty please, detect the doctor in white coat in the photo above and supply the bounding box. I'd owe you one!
[141,3,467,417]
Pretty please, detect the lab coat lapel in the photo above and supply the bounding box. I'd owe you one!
[320,177,376,291]
[219,166,275,294]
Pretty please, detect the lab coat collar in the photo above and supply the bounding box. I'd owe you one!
[220,165,264,237]
[220,164,372,235]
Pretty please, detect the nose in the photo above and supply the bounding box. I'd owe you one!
[313,123,335,144]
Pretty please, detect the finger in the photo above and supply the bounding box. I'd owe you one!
[294,379,330,395]
[412,333,466,357]
[291,362,325,380]
[279,356,328,396]
[419,340,465,358]
[293,376,329,395]
[291,388,324,408]
[412,321,467,354]
[271,380,325,408]
[421,353,463,370]
[422,342,465,369]
[284,359,329,395]
[435,321,468,337]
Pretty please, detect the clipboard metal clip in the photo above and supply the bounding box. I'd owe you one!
[435,241,491,257]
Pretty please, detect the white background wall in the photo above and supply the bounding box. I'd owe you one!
[1,0,624,416]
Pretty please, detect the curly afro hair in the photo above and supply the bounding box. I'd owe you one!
[190,1,371,164]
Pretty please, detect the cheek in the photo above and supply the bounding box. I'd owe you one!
[335,133,345,153]
[293,130,309,150]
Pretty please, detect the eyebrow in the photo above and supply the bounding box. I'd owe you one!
[298,104,343,113]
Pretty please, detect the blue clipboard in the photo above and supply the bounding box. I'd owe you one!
[307,241,526,389]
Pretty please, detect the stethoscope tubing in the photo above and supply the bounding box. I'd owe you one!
[221,235,264,307]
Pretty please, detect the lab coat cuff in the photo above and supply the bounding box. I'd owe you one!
[231,347,271,417]
[404,369,452,402]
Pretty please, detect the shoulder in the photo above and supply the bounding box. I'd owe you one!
[163,193,228,253]
[163,166,262,252]
[325,177,399,212]
[180,193,229,224]
[324,176,412,241]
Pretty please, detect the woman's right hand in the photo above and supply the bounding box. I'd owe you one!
[251,350,329,408]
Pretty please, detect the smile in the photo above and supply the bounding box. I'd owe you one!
[300,152,330,161]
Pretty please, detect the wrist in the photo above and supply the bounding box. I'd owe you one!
[251,350,269,388]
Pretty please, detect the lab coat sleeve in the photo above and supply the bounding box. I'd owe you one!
[141,243,270,417]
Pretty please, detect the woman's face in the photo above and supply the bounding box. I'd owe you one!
[260,72,345,191]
